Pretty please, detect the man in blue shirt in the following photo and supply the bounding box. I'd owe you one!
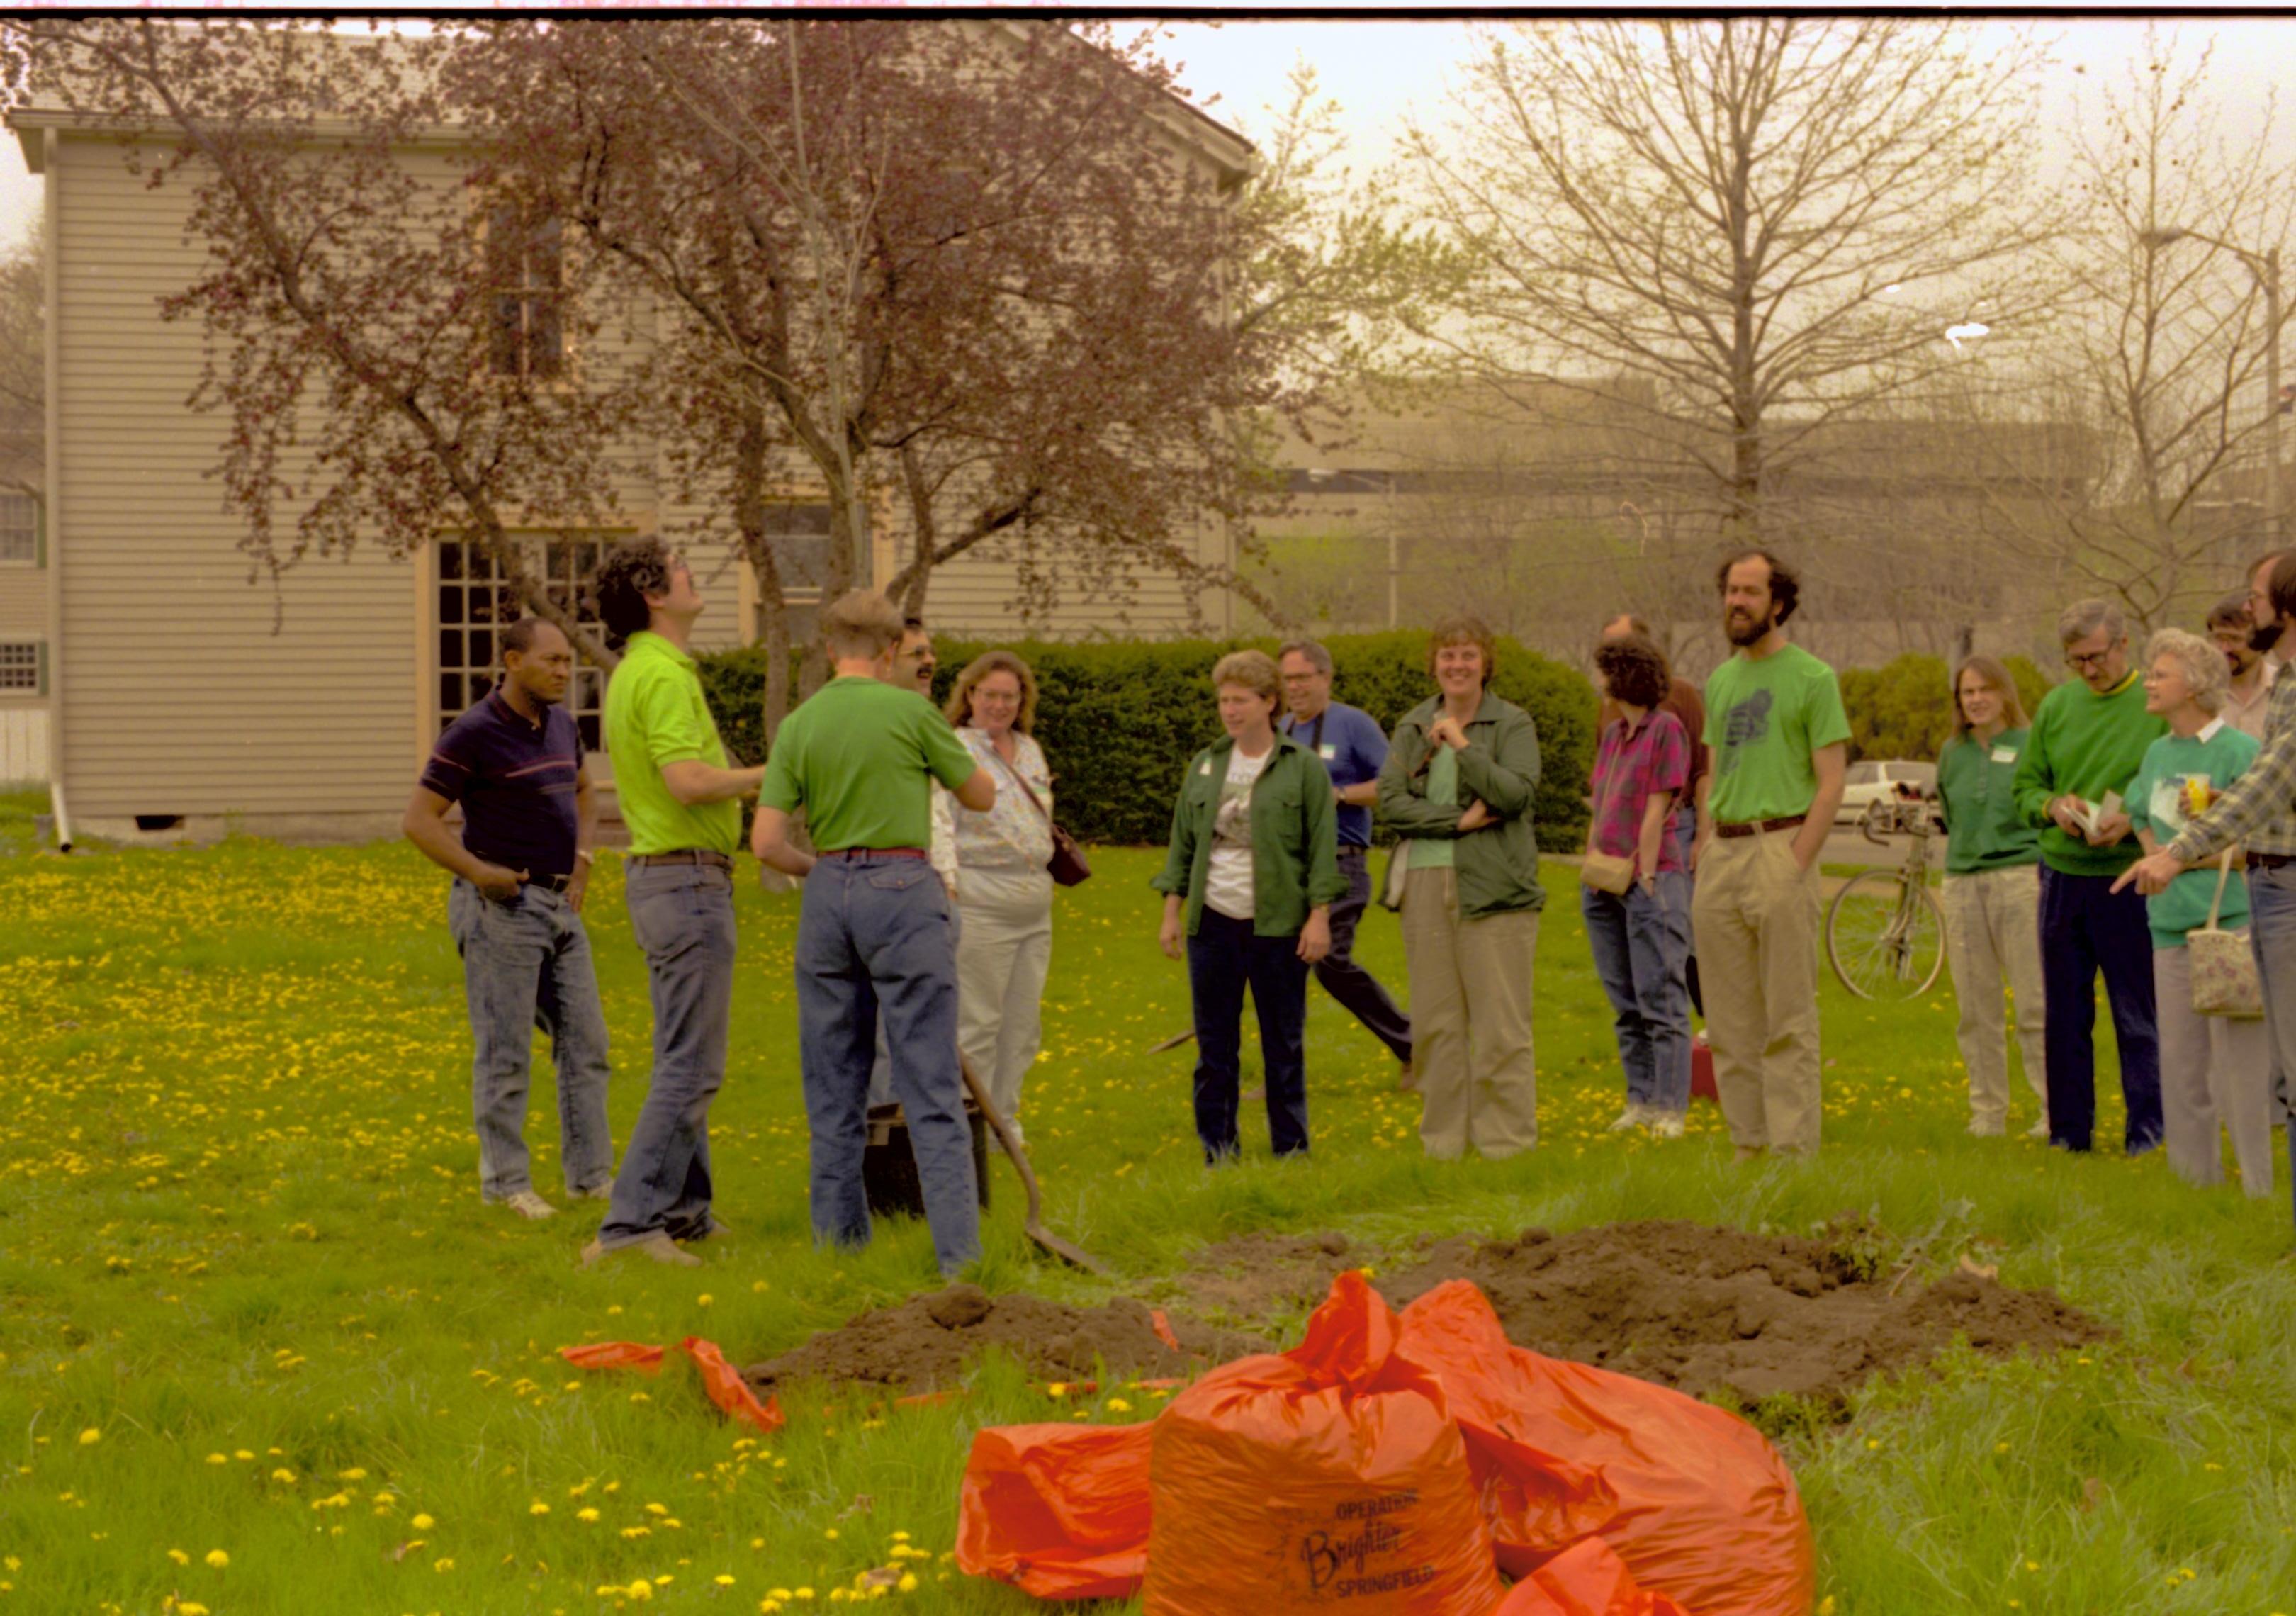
[404,617,614,1222]
[1280,641,1414,1077]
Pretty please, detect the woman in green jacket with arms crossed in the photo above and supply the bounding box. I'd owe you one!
[1378,615,1546,1160]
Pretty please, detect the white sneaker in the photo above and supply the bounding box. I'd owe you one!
[1650,1112,1687,1140]
[2026,1118,2052,1140]
[503,1190,558,1221]
[1606,1105,1649,1133]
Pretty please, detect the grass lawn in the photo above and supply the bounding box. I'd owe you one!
[3,798,2293,1615]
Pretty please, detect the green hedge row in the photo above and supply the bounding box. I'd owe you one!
[696,631,1599,850]
[1838,652,2056,763]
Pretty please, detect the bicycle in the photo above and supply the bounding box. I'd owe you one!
[1825,787,1947,1001]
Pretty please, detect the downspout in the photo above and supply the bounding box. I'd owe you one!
[41,126,68,852]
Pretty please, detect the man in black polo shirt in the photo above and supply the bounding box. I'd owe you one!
[404,617,614,1221]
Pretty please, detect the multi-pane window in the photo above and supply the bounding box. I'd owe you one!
[435,537,605,751]
[0,639,40,692]
[0,493,35,564]
[763,500,835,597]
[487,210,565,382]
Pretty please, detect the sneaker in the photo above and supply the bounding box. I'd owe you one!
[1606,1105,1650,1133]
[2026,1118,2052,1140]
[570,1184,614,1203]
[580,1230,701,1269]
[677,1216,733,1245]
[503,1190,558,1221]
[1650,1112,1686,1140]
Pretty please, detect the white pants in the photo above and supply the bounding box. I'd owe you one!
[956,865,1055,1126]
[2153,945,2275,1197]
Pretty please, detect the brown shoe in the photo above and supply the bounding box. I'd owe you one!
[1733,1145,1766,1165]
[580,1230,700,1269]
[1396,1056,1418,1093]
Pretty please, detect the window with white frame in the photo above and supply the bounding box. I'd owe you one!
[0,493,35,565]
[761,500,835,597]
[486,208,565,383]
[435,537,606,751]
[0,639,40,693]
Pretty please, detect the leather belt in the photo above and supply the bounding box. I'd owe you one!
[631,849,734,871]
[821,846,928,860]
[1714,814,1806,840]
[2247,851,2296,870]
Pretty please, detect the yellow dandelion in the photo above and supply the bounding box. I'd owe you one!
[716,1574,737,1587]
[77,1428,101,1446]
[167,1549,191,1566]
[205,1549,229,1569]
[203,1454,227,1466]
[269,1469,297,1484]
[410,1513,435,1530]
[577,1508,600,1523]
[529,1501,550,1516]
[433,1558,455,1573]
[626,1579,653,1602]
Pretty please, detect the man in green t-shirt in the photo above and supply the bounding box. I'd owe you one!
[583,541,767,1269]
[754,590,994,1279]
[1692,550,1850,1159]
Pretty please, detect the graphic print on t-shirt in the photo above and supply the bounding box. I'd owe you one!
[1718,687,1775,775]
[2146,772,2212,839]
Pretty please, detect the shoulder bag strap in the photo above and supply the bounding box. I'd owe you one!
[2207,848,2236,931]
[986,740,1052,824]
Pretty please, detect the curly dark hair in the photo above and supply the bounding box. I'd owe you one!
[1715,548,1800,627]
[594,539,674,643]
[1593,634,1670,710]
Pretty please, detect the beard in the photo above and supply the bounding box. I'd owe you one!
[2251,621,2283,658]
[1724,607,1774,647]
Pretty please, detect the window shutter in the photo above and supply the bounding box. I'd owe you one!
[35,639,48,697]
[33,498,43,570]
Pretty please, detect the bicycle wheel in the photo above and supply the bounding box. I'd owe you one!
[1827,868,1946,1001]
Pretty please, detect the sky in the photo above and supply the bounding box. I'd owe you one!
[6,17,2295,251]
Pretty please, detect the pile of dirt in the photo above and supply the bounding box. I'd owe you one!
[1164,1229,1370,1320]
[1375,1220,2115,1407]
[743,1284,1268,1394]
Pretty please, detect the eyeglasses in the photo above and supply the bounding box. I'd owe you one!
[2064,647,2116,672]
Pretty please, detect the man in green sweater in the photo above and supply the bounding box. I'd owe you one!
[2010,598,2167,1155]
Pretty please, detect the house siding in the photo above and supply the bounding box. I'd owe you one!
[52,133,417,826]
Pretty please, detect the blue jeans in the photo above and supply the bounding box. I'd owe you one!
[1581,872,1693,1113]
[797,853,979,1277]
[2247,863,2296,1228]
[597,862,737,1247]
[2038,865,2163,1154]
[448,879,614,1200]
[1186,907,1311,1162]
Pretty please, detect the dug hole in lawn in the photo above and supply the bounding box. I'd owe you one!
[955,1269,1813,1616]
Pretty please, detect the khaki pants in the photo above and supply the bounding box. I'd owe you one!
[1940,865,2049,1133]
[1400,865,1539,1158]
[2152,945,2275,1197]
[955,865,1055,1128]
[1692,829,1823,1153]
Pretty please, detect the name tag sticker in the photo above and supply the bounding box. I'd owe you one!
[1991,746,2017,764]
[1198,760,1212,776]
[1319,744,1337,760]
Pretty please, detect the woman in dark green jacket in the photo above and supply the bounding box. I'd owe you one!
[1378,615,1545,1159]
[1153,649,1346,1162]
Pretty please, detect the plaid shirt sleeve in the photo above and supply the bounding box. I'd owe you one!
[2170,676,2296,860]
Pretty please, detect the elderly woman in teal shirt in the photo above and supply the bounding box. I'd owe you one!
[1936,656,2049,1138]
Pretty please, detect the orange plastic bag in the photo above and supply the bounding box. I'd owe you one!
[681,1336,786,1435]
[558,1337,785,1435]
[1490,1539,1692,1616]
[559,1340,666,1374]
[956,1422,1154,1600]
[1397,1281,1813,1616]
[1140,1269,1505,1616]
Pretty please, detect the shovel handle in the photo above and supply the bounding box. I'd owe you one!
[958,1050,1043,1228]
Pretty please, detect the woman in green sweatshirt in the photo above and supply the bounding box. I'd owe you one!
[1378,615,1545,1160]
[1935,656,2049,1138]
[2126,629,2272,1197]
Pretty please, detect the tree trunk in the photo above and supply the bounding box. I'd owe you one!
[897,442,936,617]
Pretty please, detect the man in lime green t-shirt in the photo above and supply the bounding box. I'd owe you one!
[2010,599,2166,1158]
[583,542,767,1269]
[1692,550,1849,1160]
[754,590,994,1279]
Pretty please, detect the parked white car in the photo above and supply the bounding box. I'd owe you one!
[1835,760,1937,828]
